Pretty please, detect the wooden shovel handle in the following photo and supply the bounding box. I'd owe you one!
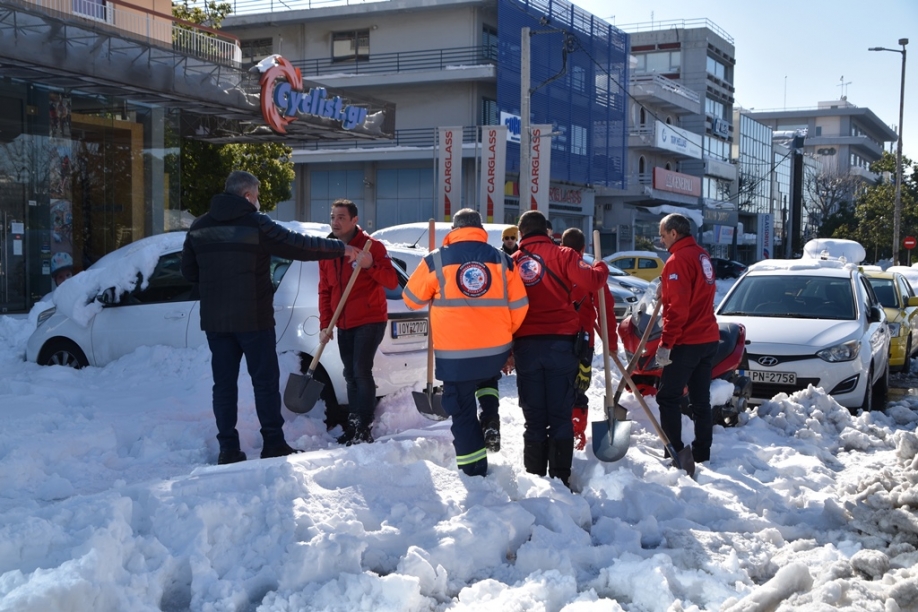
[308,240,372,372]
[611,299,662,405]
[592,231,615,408]
[426,218,436,387]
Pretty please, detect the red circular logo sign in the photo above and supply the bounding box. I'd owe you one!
[904,236,917,250]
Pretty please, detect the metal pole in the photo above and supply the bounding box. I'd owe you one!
[893,39,908,266]
[520,27,531,212]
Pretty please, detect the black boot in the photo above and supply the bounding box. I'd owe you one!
[523,439,549,476]
[336,414,361,445]
[548,438,575,489]
[481,418,501,452]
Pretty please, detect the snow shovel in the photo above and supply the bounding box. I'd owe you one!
[592,297,662,462]
[412,219,448,420]
[611,351,695,477]
[284,240,371,414]
[590,230,632,462]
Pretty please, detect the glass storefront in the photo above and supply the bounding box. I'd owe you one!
[0,79,180,312]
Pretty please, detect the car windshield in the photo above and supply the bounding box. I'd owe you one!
[719,275,856,320]
[867,278,898,308]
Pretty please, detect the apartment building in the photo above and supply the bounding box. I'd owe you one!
[748,99,898,183]
[600,19,738,253]
[222,0,629,240]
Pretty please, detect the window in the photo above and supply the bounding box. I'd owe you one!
[706,98,725,120]
[571,124,587,156]
[332,30,370,62]
[638,258,659,270]
[482,98,498,126]
[633,51,680,74]
[241,38,273,67]
[130,253,194,304]
[483,25,498,61]
[73,0,108,21]
[571,65,586,93]
[706,56,726,79]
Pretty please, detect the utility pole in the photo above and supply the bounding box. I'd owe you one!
[520,27,531,212]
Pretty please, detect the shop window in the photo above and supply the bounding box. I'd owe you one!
[332,30,370,62]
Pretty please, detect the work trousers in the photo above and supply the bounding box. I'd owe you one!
[443,378,490,476]
[514,335,579,442]
[656,341,718,455]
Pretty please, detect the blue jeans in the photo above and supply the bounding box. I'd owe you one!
[337,322,386,426]
[206,329,284,451]
[514,336,579,442]
[656,341,718,454]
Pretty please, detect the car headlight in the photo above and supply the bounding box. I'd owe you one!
[816,339,861,362]
[37,307,56,327]
[888,322,902,337]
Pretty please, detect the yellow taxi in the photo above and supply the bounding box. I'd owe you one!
[865,270,918,373]
[603,251,665,281]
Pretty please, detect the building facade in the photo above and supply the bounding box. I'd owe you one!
[597,19,738,254]
[0,0,393,313]
[224,0,629,242]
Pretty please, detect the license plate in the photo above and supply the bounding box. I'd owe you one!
[746,370,796,384]
[392,319,428,339]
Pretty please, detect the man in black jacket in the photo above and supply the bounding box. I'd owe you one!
[182,171,358,464]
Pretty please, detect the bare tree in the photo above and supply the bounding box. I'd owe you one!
[804,170,864,232]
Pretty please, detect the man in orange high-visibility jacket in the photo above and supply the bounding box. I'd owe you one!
[403,209,529,477]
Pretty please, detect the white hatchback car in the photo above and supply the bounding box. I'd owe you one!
[715,241,890,412]
[26,223,432,407]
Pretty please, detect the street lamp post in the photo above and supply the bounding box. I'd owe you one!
[869,38,908,265]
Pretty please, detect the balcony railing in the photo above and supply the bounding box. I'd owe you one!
[25,0,241,65]
[291,45,496,78]
[293,126,479,150]
[630,74,700,104]
[227,0,387,14]
[616,18,734,45]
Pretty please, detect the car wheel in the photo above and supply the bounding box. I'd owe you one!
[39,339,89,369]
[858,366,874,414]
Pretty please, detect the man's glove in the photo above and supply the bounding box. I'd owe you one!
[655,346,672,368]
[575,358,591,392]
[572,406,588,451]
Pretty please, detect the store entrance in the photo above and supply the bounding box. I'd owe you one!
[0,181,27,313]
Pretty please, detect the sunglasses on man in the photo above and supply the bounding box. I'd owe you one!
[503,236,517,241]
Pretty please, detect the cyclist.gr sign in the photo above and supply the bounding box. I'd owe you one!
[258,56,368,135]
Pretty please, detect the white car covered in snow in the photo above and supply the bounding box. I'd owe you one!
[26,223,432,407]
[715,239,890,412]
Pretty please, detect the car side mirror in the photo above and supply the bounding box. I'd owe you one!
[869,304,884,323]
[907,296,918,308]
[97,287,118,306]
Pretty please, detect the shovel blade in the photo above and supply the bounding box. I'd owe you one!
[591,417,632,462]
[412,388,448,421]
[283,372,324,414]
[665,444,696,478]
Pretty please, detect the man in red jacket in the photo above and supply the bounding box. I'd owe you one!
[656,213,720,464]
[319,199,398,445]
[512,211,608,487]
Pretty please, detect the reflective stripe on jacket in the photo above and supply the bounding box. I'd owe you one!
[402,226,529,382]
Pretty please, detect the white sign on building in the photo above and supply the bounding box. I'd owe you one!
[654,120,702,159]
[437,127,462,222]
[478,126,508,223]
[757,213,774,260]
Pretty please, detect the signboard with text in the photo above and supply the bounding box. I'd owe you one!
[652,167,701,197]
[653,120,702,159]
[478,126,507,223]
[437,127,462,222]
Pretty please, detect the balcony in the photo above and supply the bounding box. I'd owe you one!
[12,0,241,65]
[291,45,496,88]
[630,74,701,115]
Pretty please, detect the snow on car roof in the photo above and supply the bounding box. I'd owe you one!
[801,238,866,264]
[747,258,857,275]
[607,250,663,259]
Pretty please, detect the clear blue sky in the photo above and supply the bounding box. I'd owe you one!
[572,0,918,162]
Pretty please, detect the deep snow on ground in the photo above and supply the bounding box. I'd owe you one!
[4,279,918,611]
